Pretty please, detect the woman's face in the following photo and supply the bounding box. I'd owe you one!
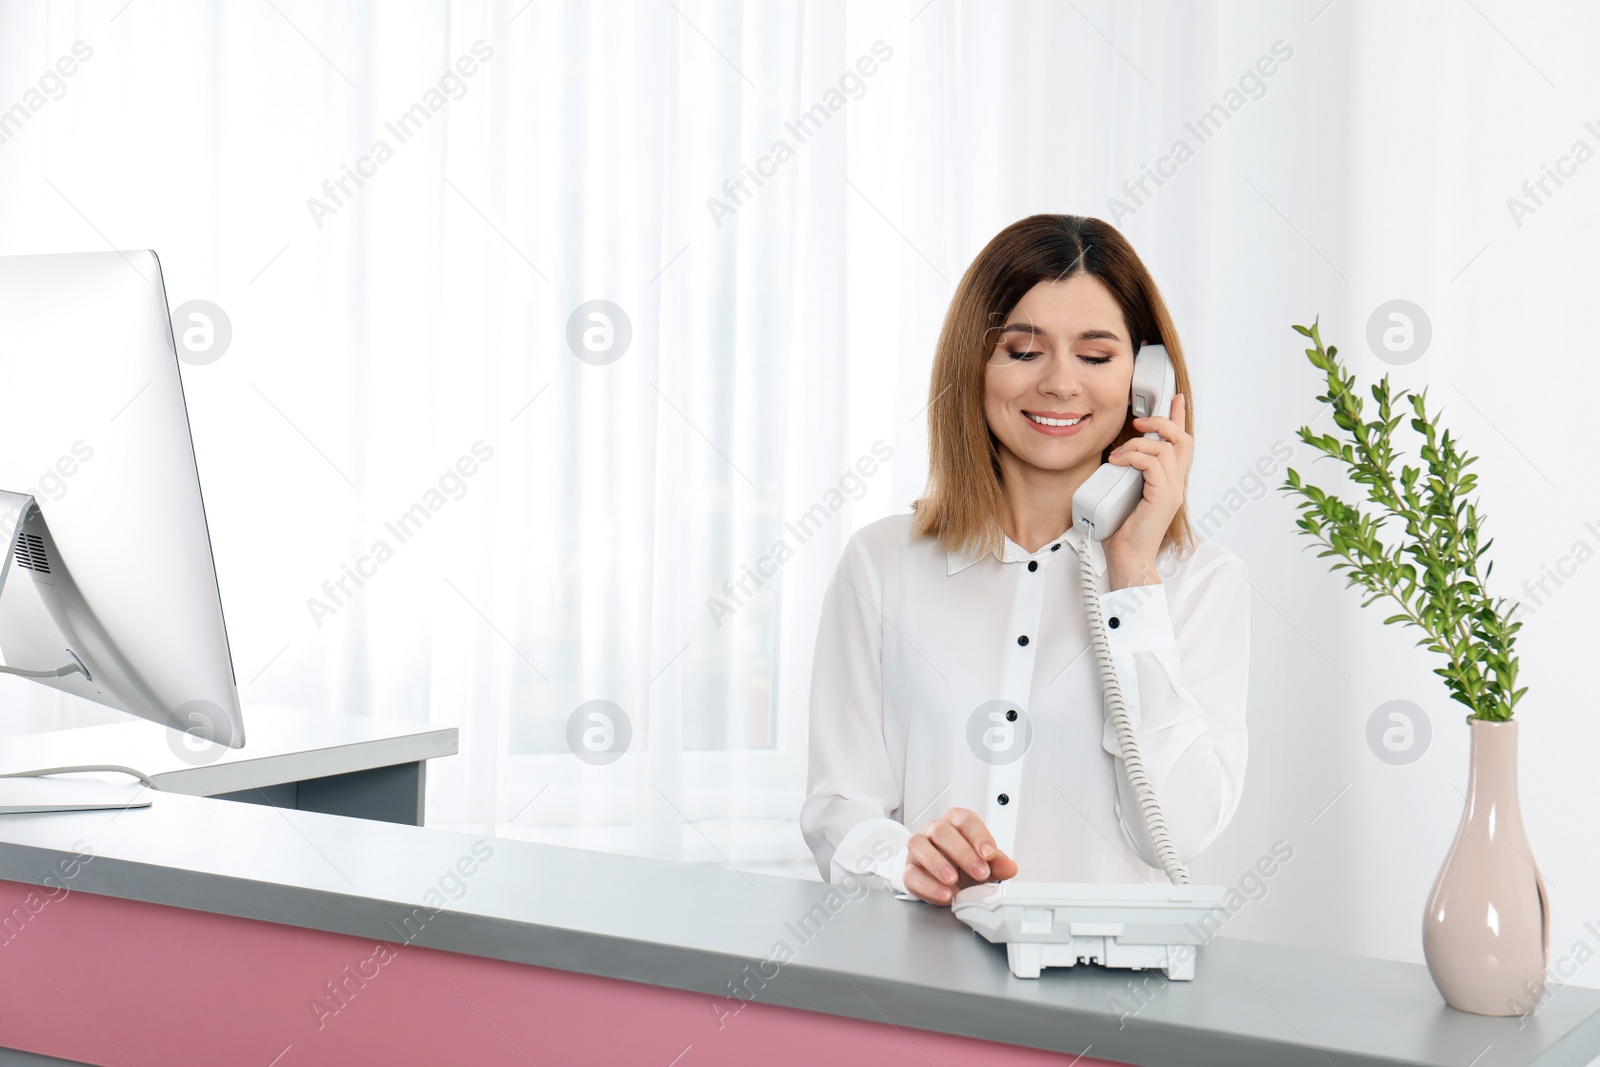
[982,273,1135,477]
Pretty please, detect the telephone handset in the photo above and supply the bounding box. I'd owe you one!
[1071,343,1177,542]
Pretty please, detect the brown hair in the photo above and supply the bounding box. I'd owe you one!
[911,214,1197,563]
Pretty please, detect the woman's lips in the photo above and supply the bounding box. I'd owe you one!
[1022,411,1089,437]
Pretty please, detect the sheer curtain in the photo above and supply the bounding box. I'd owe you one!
[0,0,959,879]
[6,0,1600,974]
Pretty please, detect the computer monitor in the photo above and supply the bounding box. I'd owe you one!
[0,249,244,812]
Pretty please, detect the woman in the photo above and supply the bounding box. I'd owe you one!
[799,214,1249,906]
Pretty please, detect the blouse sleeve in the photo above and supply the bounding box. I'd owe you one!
[1095,551,1250,870]
[799,534,913,895]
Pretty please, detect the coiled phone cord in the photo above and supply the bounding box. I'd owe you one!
[1076,549,1190,886]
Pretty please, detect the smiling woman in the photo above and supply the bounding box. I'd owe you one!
[800,214,1251,907]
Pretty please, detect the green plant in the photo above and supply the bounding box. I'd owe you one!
[1278,319,1525,722]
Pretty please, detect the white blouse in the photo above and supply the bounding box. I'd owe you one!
[800,511,1250,896]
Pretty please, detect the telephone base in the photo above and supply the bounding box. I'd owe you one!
[1002,936,1195,980]
[950,880,1229,980]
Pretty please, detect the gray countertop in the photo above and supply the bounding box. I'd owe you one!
[0,789,1594,1067]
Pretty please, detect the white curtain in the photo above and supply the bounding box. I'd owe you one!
[4,0,1598,976]
[0,0,933,881]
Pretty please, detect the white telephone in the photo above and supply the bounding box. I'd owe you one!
[951,341,1228,981]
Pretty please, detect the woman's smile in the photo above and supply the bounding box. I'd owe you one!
[1021,410,1090,436]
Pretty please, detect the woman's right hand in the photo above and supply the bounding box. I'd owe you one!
[904,806,1019,906]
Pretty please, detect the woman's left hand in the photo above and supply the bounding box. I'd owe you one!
[1102,392,1190,588]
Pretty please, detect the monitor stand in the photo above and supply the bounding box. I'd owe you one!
[0,487,157,814]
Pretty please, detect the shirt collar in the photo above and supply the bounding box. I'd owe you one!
[945,523,1106,578]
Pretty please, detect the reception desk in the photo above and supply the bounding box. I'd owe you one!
[0,791,1595,1066]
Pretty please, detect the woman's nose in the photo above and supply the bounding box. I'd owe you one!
[1039,351,1082,397]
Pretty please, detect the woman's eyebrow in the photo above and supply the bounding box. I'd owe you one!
[996,324,1123,342]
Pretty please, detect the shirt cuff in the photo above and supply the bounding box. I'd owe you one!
[1098,580,1178,652]
[829,816,912,895]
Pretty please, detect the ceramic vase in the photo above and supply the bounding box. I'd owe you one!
[1422,718,1550,1015]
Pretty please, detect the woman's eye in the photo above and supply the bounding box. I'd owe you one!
[997,349,1113,364]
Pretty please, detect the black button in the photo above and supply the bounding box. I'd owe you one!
[1027,560,1038,572]
[1051,543,1061,551]
[1017,635,1029,646]
[997,793,1010,805]
[1005,708,1018,721]
[1109,617,1120,629]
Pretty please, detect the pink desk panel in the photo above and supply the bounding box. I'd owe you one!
[0,879,1126,1066]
